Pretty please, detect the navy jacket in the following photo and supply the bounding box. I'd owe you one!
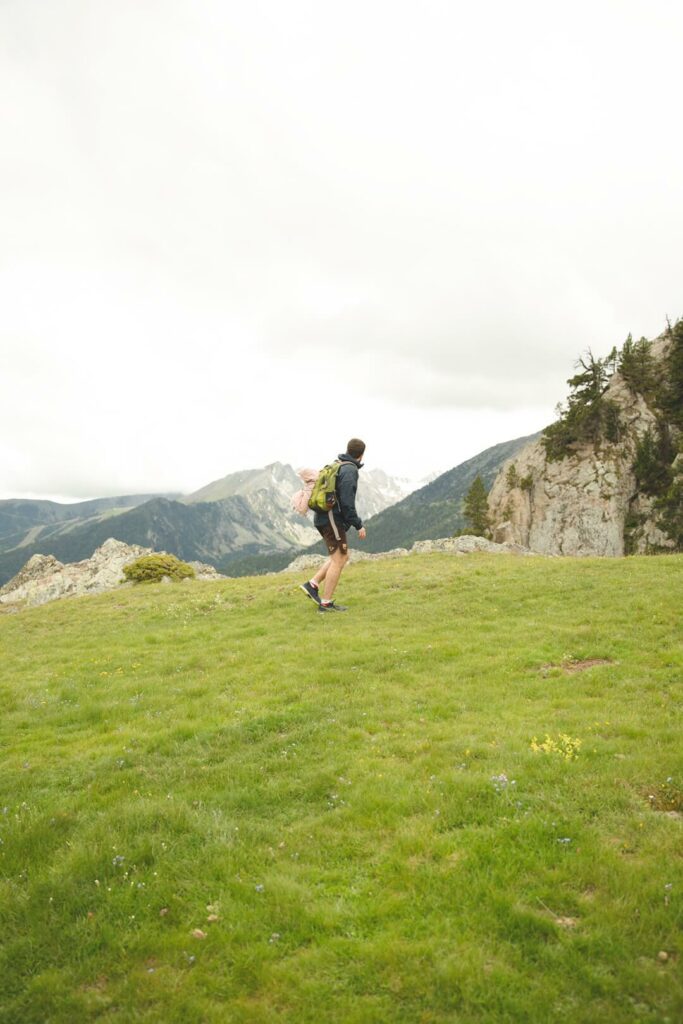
[313,453,364,532]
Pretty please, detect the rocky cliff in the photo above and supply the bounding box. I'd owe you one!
[488,334,680,556]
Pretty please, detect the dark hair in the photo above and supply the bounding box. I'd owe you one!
[346,438,366,459]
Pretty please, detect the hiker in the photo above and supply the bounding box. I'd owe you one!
[300,438,367,612]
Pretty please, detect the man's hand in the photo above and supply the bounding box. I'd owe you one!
[358,527,367,540]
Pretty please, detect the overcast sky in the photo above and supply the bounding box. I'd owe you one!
[1,0,681,501]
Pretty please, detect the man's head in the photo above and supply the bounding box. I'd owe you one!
[346,438,366,461]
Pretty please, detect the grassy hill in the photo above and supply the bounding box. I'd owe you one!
[1,553,681,1023]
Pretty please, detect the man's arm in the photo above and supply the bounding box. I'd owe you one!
[337,465,363,531]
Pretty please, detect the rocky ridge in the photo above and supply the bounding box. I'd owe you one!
[0,539,224,609]
[284,535,535,574]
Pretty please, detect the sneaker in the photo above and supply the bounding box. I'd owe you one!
[300,581,321,605]
[318,601,348,612]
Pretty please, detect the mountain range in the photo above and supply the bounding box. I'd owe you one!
[0,464,426,587]
[0,439,537,587]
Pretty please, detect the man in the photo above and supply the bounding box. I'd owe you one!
[300,438,367,612]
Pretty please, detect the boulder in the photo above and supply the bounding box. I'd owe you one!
[188,561,227,580]
[410,536,533,556]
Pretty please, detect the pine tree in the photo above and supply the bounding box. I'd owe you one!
[661,319,683,428]
[462,475,491,537]
[542,348,622,459]
[618,335,657,395]
[656,472,683,547]
[633,427,674,495]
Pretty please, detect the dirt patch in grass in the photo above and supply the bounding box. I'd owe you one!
[643,779,683,813]
[540,657,614,676]
[81,975,109,993]
[563,657,613,673]
[535,900,579,928]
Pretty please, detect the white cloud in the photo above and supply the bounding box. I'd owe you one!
[1,0,681,498]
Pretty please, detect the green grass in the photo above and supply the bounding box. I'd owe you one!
[0,553,682,1023]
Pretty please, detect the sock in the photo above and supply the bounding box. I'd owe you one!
[309,579,319,589]
[321,598,332,605]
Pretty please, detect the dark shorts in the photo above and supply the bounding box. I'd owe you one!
[317,522,348,556]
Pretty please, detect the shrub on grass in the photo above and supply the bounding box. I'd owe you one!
[122,553,196,584]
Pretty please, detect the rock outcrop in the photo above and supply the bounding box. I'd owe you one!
[0,539,224,608]
[284,535,535,574]
[187,561,226,580]
[487,336,678,556]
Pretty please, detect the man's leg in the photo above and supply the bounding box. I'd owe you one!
[301,534,333,604]
[322,549,348,602]
[301,559,329,604]
[311,558,331,587]
[303,524,348,608]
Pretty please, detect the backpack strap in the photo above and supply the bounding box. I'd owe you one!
[328,460,346,540]
[328,508,340,541]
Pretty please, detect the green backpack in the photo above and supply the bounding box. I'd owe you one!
[308,461,343,513]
